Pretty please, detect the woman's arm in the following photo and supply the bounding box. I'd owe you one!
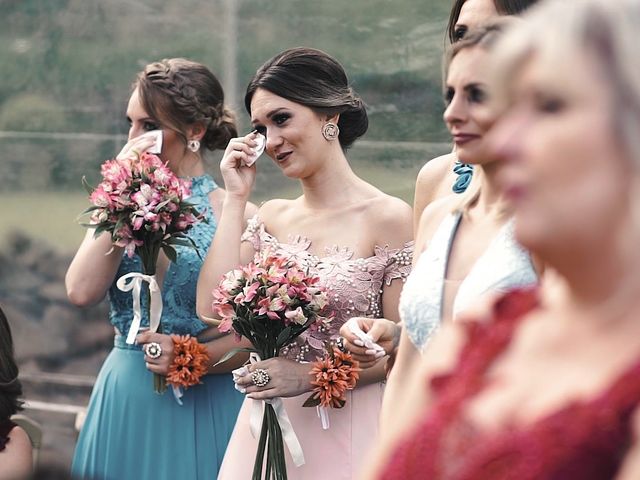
[351,197,414,387]
[379,197,454,433]
[196,133,260,321]
[0,426,32,480]
[359,321,466,479]
[65,135,159,307]
[65,228,125,307]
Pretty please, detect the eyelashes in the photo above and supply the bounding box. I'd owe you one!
[252,112,291,136]
[443,86,487,105]
[272,113,290,126]
[126,117,159,132]
[453,25,467,42]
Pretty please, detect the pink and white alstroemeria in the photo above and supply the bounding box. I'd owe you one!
[82,151,202,259]
[210,250,334,480]
[284,306,307,325]
[211,250,332,356]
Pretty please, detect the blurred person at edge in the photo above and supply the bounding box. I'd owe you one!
[365,0,640,478]
[66,58,256,480]
[414,0,541,232]
[0,306,32,480]
[196,47,413,479]
[341,20,540,438]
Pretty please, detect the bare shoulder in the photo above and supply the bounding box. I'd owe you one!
[365,193,413,247]
[8,425,31,449]
[416,152,456,189]
[0,426,33,476]
[415,193,462,254]
[257,198,297,227]
[414,152,456,229]
[415,152,456,202]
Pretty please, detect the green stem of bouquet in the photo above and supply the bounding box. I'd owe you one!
[252,403,287,480]
[139,241,166,395]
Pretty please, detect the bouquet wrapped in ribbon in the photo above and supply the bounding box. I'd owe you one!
[212,250,332,480]
[81,150,203,393]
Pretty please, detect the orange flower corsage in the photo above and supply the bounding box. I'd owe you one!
[166,334,209,389]
[303,347,361,409]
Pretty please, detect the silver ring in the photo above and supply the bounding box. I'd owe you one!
[251,369,270,388]
[144,342,162,359]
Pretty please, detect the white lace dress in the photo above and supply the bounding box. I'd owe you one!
[400,211,538,352]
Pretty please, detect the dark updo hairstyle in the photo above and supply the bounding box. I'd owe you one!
[447,0,540,43]
[0,306,23,421]
[135,58,237,151]
[244,47,368,150]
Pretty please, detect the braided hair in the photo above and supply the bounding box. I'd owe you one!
[135,58,237,151]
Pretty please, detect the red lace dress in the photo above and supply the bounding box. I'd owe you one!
[379,288,640,480]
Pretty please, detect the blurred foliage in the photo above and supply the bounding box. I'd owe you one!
[0,0,452,194]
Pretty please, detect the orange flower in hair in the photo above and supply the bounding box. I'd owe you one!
[166,334,209,389]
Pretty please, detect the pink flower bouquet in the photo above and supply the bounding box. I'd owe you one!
[212,250,332,480]
[81,151,203,393]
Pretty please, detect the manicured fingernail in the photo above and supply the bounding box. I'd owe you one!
[353,339,364,347]
[375,351,386,359]
[365,349,377,355]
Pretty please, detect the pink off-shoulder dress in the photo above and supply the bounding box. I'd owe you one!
[218,215,413,480]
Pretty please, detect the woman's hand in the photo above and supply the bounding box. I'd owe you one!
[340,317,400,368]
[234,357,313,400]
[219,132,260,200]
[116,133,157,161]
[136,331,175,375]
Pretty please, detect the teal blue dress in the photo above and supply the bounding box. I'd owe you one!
[72,175,243,480]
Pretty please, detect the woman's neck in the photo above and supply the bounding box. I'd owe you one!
[174,152,205,178]
[467,161,511,220]
[299,150,367,210]
[548,220,640,321]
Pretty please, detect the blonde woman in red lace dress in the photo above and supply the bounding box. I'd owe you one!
[364,1,640,478]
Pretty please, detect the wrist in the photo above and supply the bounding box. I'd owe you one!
[224,193,250,209]
[299,362,314,394]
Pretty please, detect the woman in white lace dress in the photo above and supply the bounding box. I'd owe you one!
[341,21,540,435]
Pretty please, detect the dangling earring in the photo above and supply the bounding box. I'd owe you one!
[187,139,200,152]
[322,122,340,141]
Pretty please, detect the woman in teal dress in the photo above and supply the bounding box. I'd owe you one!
[66,58,255,480]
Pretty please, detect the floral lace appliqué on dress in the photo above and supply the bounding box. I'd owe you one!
[242,215,413,362]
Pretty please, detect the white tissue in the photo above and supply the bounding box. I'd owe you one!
[345,318,385,353]
[145,130,163,155]
[245,133,266,166]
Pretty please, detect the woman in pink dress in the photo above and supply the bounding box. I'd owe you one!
[196,47,413,479]
[364,0,640,478]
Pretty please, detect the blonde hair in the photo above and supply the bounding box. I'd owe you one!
[490,0,640,168]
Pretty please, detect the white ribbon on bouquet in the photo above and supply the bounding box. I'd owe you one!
[116,272,163,345]
[247,353,306,467]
